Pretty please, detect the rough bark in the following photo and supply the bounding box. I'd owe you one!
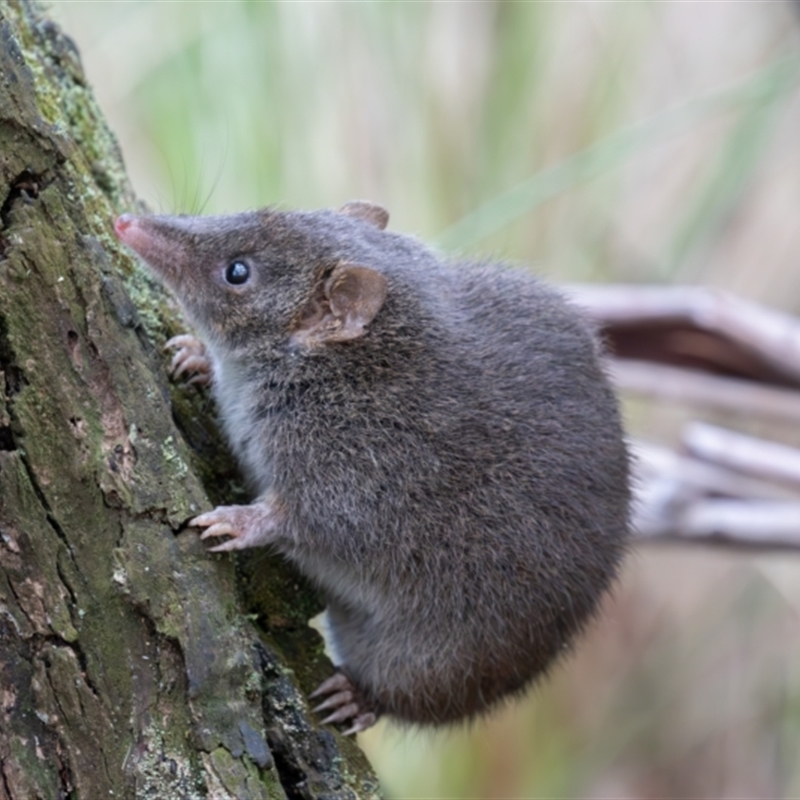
[0,2,381,797]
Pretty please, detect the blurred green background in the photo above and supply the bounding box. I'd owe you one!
[51,1,800,797]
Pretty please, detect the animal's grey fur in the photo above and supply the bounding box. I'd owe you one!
[118,204,630,726]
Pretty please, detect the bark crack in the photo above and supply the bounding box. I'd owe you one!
[7,405,84,587]
[0,425,13,451]
[0,313,20,451]
[4,574,32,633]
[63,633,102,702]
[0,310,87,644]
[256,642,353,800]
[56,744,75,798]
[54,556,78,610]
[0,310,81,579]
[27,465,80,569]
[0,760,15,800]
[0,168,43,226]
[43,639,115,791]
[0,168,49,262]
[38,632,99,698]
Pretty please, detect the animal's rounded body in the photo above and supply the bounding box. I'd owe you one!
[116,202,630,729]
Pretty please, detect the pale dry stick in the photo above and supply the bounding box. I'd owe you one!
[568,284,800,384]
[630,440,800,542]
[632,440,799,503]
[620,371,800,549]
[682,422,800,489]
[670,499,800,549]
[633,477,800,550]
[565,285,800,549]
[609,360,800,424]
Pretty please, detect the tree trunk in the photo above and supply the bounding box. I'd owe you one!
[0,2,381,797]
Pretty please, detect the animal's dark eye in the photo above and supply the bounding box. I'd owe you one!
[225,261,250,285]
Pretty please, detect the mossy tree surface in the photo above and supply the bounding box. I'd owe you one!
[0,2,381,798]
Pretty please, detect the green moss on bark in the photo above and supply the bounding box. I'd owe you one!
[0,2,382,797]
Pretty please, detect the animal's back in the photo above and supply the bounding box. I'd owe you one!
[299,260,630,724]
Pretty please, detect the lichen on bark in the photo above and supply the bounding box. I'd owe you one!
[0,2,381,797]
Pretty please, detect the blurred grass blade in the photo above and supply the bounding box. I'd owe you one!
[667,58,800,276]
[435,55,800,254]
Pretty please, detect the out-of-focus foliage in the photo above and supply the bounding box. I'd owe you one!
[52,2,800,797]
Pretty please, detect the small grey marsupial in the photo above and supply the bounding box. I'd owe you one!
[115,200,630,735]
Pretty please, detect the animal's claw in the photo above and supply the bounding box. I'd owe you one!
[311,671,379,734]
[313,689,354,713]
[189,499,281,551]
[320,702,360,726]
[309,672,351,699]
[164,334,212,386]
[343,712,378,736]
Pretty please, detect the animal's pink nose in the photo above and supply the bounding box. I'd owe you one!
[114,214,135,238]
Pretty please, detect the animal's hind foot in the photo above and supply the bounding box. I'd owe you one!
[310,671,378,735]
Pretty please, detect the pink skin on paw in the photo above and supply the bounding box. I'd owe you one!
[190,498,282,552]
[310,671,378,735]
[165,334,212,386]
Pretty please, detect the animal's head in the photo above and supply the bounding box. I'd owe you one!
[115,201,391,356]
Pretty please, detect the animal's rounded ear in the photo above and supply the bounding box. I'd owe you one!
[323,265,387,342]
[338,200,389,231]
[292,264,387,346]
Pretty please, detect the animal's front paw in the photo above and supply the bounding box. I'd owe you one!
[310,671,378,735]
[165,334,212,386]
[190,497,283,552]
